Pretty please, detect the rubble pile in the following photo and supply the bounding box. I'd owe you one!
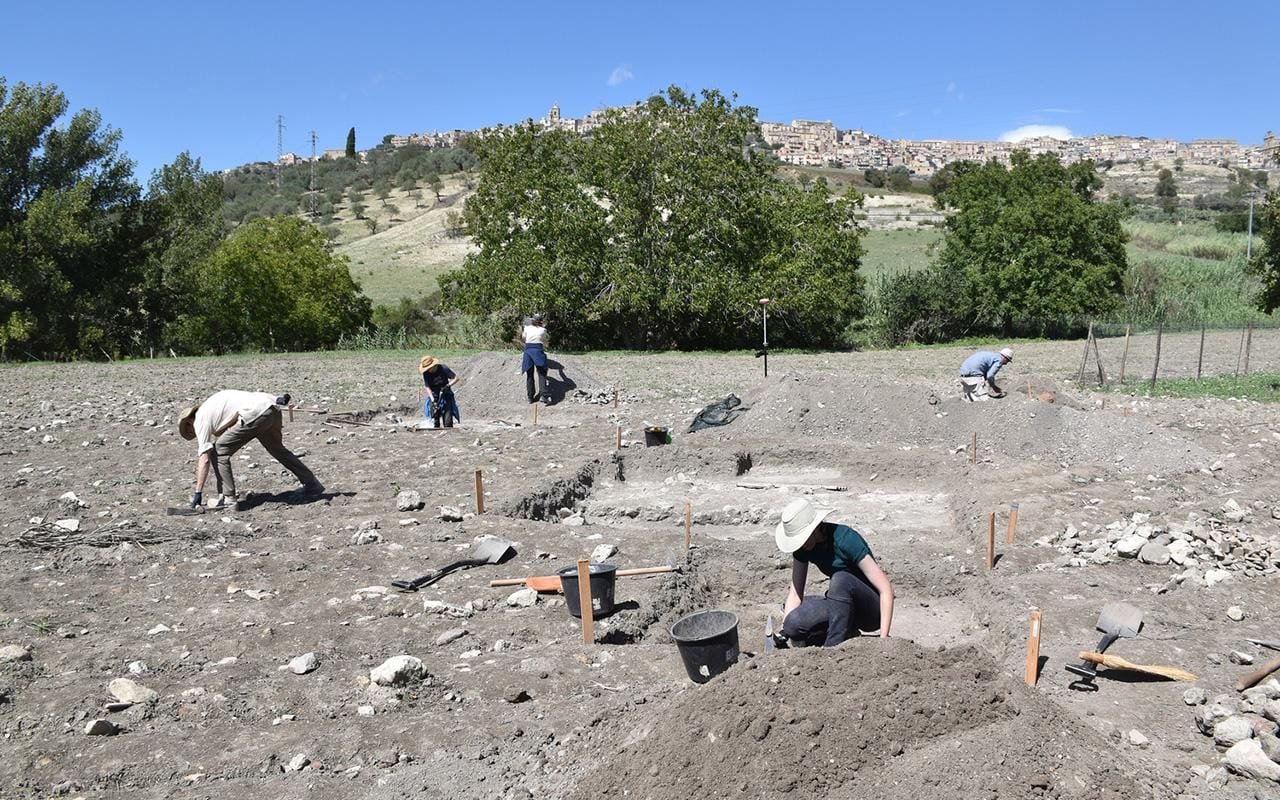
[1185,681,1280,787]
[1034,501,1280,584]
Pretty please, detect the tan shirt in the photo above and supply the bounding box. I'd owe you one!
[193,390,276,455]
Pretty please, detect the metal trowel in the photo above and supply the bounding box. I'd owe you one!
[1066,602,1144,691]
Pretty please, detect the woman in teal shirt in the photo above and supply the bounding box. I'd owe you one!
[775,498,895,647]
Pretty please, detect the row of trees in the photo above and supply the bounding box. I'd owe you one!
[1,77,370,359]
[442,87,866,349]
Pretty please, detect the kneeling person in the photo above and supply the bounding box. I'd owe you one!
[959,346,1013,401]
[776,498,894,647]
[178,390,323,510]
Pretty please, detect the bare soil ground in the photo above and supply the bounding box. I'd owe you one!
[2,331,1280,799]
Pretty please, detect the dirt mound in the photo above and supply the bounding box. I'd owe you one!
[566,641,1153,800]
[454,351,612,416]
[717,372,1204,475]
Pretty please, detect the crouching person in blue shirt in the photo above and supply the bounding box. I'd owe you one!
[776,499,894,647]
[959,346,1013,401]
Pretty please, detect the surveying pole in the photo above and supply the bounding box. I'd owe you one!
[757,298,771,377]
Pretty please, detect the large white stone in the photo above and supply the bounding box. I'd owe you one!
[288,653,319,675]
[108,678,158,705]
[370,655,426,687]
[1114,535,1147,558]
[1213,715,1255,748]
[1222,738,1280,781]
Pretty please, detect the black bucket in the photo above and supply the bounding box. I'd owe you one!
[558,563,618,619]
[670,610,739,683]
[644,426,669,447]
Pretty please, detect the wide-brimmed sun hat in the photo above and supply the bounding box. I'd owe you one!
[177,405,199,440]
[999,347,1014,361]
[775,498,836,553]
[419,355,438,373]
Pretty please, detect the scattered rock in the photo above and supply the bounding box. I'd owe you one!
[146,624,171,636]
[370,655,426,687]
[507,589,538,608]
[1127,729,1149,748]
[438,505,464,522]
[1183,687,1207,706]
[285,753,310,772]
[127,660,147,675]
[435,628,468,646]
[563,515,585,527]
[84,719,119,736]
[395,490,424,512]
[53,518,80,532]
[1197,702,1236,735]
[1229,651,1255,666]
[1222,738,1280,781]
[1204,569,1231,587]
[1214,715,1255,748]
[1226,605,1245,622]
[1137,541,1170,565]
[108,678,158,705]
[1258,732,1280,763]
[351,530,382,545]
[0,644,32,662]
[590,544,617,563]
[503,687,531,703]
[288,653,319,675]
[1262,699,1280,723]
[357,705,375,716]
[1114,535,1147,558]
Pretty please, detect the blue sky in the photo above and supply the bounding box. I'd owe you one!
[4,0,1277,180]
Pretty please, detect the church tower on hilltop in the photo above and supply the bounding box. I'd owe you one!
[549,103,561,123]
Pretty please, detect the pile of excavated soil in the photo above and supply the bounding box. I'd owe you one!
[563,641,1158,800]
[455,351,613,416]
[719,372,1205,475]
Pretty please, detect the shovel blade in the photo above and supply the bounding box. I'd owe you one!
[473,537,516,564]
[1097,602,1143,639]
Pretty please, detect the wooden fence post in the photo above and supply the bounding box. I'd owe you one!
[1243,321,1254,375]
[1076,321,1093,384]
[1006,502,1020,545]
[1025,609,1043,686]
[1118,324,1131,383]
[1196,322,1206,380]
[1149,320,1163,392]
[986,512,996,570]
[576,559,594,644]
[474,469,485,514]
[1091,332,1107,386]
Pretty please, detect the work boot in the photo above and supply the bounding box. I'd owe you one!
[212,494,241,512]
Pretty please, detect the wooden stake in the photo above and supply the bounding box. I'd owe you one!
[1006,502,1019,545]
[532,402,539,425]
[1196,321,1206,380]
[986,512,996,570]
[1149,320,1163,392]
[970,432,977,465]
[612,389,619,409]
[1024,609,1043,686]
[1076,322,1093,384]
[1244,321,1253,375]
[576,559,594,643]
[1026,380,1033,399]
[1118,324,1131,383]
[474,469,485,514]
[1235,322,1247,377]
[684,499,692,550]
[1090,331,1106,385]
[615,425,622,450]
[288,405,294,422]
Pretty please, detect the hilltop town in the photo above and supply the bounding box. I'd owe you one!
[288,103,1279,178]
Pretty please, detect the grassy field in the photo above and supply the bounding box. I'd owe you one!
[1105,371,1280,403]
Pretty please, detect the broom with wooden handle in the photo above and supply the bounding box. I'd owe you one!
[1078,651,1197,682]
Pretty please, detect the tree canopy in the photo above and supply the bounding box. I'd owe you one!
[170,216,371,353]
[869,153,1128,345]
[441,87,866,349]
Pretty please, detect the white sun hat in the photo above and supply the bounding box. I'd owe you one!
[999,347,1014,361]
[775,498,836,553]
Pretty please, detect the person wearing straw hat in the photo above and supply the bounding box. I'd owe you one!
[177,390,323,511]
[775,498,894,647]
[959,347,1014,401]
[519,313,551,405]
[419,355,460,428]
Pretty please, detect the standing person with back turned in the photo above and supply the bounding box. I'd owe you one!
[419,355,460,428]
[959,346,1014,402]
[177,390,324,511]
[520,312,551,405]
[774,498,894,647]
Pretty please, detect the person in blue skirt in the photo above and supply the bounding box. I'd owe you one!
[520,313,551,405]
[419,356,460,428]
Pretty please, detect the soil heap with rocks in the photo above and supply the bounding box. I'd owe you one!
[561,640,1160,800]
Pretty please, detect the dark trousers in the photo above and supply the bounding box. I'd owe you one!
[525,366,547,404]
[213,407,318,497]
[782,569,881,647]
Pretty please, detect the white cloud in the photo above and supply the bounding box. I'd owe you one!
[999,124,1073,142]
[607,65,634,87]
[946,81,957,94]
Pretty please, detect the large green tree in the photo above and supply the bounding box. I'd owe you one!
[171,216,371,352]
[0,77,142,358]
[345,127,356,159]
[932,152,1128,333]
[1155,167,1179,214]
[1247,190,1280,312]
[442,87,865,349]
